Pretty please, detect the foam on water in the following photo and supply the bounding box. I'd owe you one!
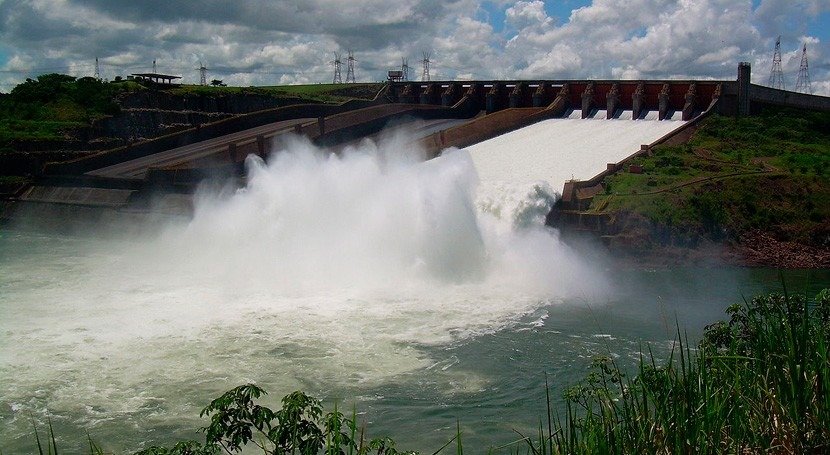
[0,131,608,448]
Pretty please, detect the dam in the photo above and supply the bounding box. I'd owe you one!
[5,62,829,226]
[1,80,715,223]
[2,63,830,453]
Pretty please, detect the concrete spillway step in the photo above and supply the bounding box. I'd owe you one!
[20,186,135,207]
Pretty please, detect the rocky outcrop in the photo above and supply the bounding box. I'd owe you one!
[552,209,830,269]
[116,91,310,113]
[91,109,233,142]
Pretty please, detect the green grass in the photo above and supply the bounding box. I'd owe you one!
[589,108,830,243]
[504,288,830,454]
[168,83,383,104]
[0,118,87,144]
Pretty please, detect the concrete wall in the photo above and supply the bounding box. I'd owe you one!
[390,80,723,117]
[175,103,470,168]
[418,108,546,157]
[140,103,478,190]
[44,100,381,176]
[559,101,719,209]
[749,84,830,112]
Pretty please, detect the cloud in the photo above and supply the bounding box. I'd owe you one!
[505,0,762,80]
[505,1,551,30]
[0,0,827,95]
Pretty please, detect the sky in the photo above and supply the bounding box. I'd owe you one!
[0,0,829,95]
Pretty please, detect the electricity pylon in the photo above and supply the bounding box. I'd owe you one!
[768,36,785,90]
[795,43,812,94]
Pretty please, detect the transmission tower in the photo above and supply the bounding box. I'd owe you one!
[768,36,785,90]
[152,59,157,74]
[401,58,409,81]
[795,43,812,94]
[197,61,208,86]
[94,57,100,80]
[331,52,342,84]
[346,51,356,83]
[421,51,430,82]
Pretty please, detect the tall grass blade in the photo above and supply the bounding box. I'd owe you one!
[431,433,459,455]
[32,419,44,455]
[456,419,463,455]
[544,373,553,455]
[48,417,58,455]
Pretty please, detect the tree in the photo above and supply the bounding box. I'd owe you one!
[211,79,226,87]
[10,73,76,103]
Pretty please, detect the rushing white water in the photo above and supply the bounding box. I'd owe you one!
[0,130,609,450]
[1,120,817,453]
[466,116,685,197]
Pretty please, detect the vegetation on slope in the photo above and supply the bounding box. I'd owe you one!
[587,108,830,252]
[167,83,382,104]
[0,74,131,147]
[23,289,830,454]
[0,75,381,150]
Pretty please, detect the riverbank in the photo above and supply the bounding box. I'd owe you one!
[589,214,830,269]
[556,107,830,269]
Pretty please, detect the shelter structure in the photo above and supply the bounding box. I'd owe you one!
[130,73,182,85]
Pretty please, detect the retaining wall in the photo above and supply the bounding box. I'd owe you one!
[45,88,389,176]
[559,101,719,208]
[418,107,546,157]
[748,84,830,112]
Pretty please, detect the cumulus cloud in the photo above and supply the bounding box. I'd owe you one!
[0,0,827,95]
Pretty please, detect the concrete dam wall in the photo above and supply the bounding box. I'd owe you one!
[389,80,723,120]
[6,63,830,226]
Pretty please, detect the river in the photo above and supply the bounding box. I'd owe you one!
[1,134,827,453]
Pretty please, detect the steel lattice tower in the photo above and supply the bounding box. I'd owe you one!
[152,59,157,74]
[346,51,356,83]
[401,58,409,81]
[768,36,785,90]
[332,52,343,84]
[198,61,208,86]
[795,43,812,94]
[94,57,100,80]
[421,52,430,82]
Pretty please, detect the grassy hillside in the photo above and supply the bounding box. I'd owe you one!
[167,82,382,104]
[0,74,136,147]
[587,108,830,248]
[0,76,382,149]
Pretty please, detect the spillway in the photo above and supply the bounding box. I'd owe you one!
[465,114,685,195]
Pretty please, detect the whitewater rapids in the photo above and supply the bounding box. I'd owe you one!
[0,131,608,450]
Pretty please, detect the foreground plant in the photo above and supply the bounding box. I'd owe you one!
[136,384,416,455]
[513,289,830,454]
